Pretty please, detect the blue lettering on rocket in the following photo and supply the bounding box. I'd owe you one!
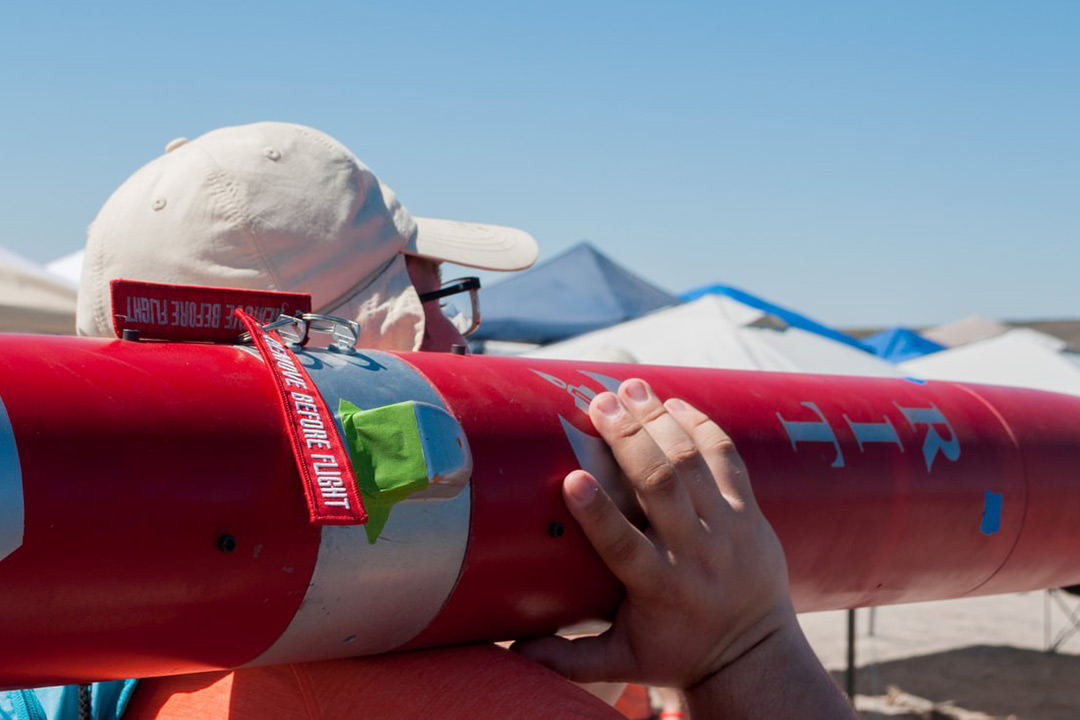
[844,415,904,452]
[778,400,961,473]
[895,403,961,471]
[776,402,844,468]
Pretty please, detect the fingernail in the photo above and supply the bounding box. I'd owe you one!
[566,472,599,504]
[595,393,621,417]
[665,398,688,414]
[624,379,649,403]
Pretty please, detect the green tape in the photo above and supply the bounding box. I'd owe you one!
[339,399,430,543]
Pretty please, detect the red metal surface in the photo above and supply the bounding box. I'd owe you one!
[402,354,1079,648]
[0,335,320,688]
[3,337,1080,686]
[957,382,1080,596]
[400,354,626,650]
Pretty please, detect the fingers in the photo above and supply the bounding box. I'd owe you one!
[510,633,634,684]
[563,470,664,592]
[589,383,703,551]
[590,380,730,547]
[663,397,756,512]
[620,382,723,520]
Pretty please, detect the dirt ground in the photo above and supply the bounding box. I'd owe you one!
[798,592,1080,720]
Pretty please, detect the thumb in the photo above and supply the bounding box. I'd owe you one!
[510,633,634,684]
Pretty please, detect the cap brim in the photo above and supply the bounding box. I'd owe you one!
[406,217,538,271]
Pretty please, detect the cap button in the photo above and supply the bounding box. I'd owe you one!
[164,137,189,153]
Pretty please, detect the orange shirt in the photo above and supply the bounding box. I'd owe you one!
[124,645,628,719]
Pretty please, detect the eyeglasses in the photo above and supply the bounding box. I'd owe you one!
[418,277,481,337]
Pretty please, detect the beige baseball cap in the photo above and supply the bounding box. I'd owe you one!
[76,122,538,349]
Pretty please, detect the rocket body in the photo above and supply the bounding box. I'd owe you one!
[0,334,1077,688]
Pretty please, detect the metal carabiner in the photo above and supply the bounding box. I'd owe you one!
[239,312,360,355]
[303,313,361,355]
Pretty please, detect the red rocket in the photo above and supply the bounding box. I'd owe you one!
[0,327,1078,689]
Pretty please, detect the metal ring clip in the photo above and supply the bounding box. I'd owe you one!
[304,313,361,355]
[238,313,360,354]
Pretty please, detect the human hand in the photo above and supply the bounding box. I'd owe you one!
[513,378,797,690]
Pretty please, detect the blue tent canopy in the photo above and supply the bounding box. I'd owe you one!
[472,241,680,344]
[681,283,872,353]
[863,327,945,363]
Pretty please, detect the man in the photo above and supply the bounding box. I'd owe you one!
[33,122,853,718]
[61,121,627,719]
[75,122,537,351]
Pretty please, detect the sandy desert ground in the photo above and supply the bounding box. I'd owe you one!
[798,592,1080,719]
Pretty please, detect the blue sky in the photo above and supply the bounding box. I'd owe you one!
[1,1,1077,326]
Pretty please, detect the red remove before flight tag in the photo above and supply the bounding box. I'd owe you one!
[234,308,368,526]
[110,279,312,342]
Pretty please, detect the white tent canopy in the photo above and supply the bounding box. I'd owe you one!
[0,246,77,335]
[921,314,1011,348]
[527,294,906,377]
[902,328,1080,396]
[46,248,84,287]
